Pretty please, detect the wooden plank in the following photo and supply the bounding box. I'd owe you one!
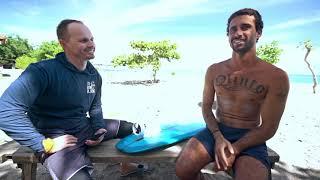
[0,140,20,163]
[87,139,186,163]
[12,146,38,163]
[11,139,187,164]
[18,163,37,180]
[11,140,280,165]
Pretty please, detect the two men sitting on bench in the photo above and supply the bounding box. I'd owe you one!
[0,8,288,180]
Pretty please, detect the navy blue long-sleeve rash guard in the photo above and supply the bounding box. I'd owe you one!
[0,52,105,152]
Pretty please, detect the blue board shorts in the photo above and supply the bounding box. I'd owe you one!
[194,123,271,170]
[42,119,122,180]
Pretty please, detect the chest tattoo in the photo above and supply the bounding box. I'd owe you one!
[215,74,266,94]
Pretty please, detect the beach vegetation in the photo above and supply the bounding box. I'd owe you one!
[15,55,38,69]
[32,41,63,60]
[112,40,180,82]
[297,40,317,94]
[257,40,282,64]
[15,41,63,69]
[0,35,33,68]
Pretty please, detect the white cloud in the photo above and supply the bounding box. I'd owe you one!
[83,0,213,31]
[113,0,209,26]
[3,0,318,76]
[9,1,42,17]
[81,0,229,65]
[270,14,320,30]
[66,0,320,76]
[3,25,55,46]
[253,0,302,7]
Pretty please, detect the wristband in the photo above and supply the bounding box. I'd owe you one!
[42,138,54,153]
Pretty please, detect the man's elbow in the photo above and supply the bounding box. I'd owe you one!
[265,126,279,140]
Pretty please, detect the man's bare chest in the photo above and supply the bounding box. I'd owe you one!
[214,73,268,99]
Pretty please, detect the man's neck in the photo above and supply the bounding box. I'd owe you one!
[65,54,87,71]
[231,51,258,69]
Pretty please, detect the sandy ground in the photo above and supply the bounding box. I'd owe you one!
[0,68,319,179]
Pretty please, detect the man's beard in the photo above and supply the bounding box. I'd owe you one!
[87,54,95,60]
[85,48,95,60]
[231,37,255,55]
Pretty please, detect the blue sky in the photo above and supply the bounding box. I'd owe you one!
[1,0,320,75]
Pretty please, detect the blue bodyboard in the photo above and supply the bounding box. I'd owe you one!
[116,122,205,154]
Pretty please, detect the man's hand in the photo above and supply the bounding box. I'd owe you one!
[85,128,107,146]
[213,147,236,172]
[50,135,78,153]
[214,134,235,170]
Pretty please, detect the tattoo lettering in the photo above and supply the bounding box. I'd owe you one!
[215,74,266,94]
[276,85,289,102]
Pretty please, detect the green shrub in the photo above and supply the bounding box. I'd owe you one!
[0,35,33,66]
[257,41,283,64]
[15,55,37,69]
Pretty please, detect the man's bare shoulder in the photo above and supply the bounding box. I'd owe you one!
[259,60,288,81]
[207,59,231,72]
[259,61,289,98]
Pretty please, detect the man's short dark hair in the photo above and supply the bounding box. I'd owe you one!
[226,8,264,35]
[56,19,83,40]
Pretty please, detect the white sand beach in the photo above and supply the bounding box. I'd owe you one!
[0,68,319,179]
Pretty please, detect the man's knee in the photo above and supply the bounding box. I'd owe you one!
[175,163,203,180]
[175,164,196,180]
[117,120,133,138]
[234,155,269,180]
[175,158,189,179]
[175,138,210,180]
[104,119,134,139]
[175,145,196,179]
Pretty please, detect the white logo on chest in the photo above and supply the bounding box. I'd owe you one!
[87,81,95,94]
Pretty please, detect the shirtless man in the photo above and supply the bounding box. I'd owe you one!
[175,8,289,180]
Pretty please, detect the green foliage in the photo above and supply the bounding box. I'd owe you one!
[112,40,180,82]
[15,55,37,69]
[257,41,283,64]
[0,35,62,69]
[0,35,33,65]
[297,39,313,50]
[33,41,63,60]
[15,40,63,69]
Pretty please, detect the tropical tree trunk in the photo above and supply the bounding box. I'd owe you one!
[303,45,317,94]
[152,70,157,83]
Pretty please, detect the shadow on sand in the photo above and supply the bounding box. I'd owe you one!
[271,161,320,180]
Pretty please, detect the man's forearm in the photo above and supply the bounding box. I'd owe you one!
[202,109,222,139]
[0,109,45,152]
[233,126,275,154]
[89,106,105,131]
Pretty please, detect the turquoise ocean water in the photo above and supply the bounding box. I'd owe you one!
[98,66,318,84]
[288,74,320,84]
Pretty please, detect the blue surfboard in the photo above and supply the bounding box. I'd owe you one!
[116,122,205,154]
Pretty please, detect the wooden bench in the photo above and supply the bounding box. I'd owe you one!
[2,139,280,180]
